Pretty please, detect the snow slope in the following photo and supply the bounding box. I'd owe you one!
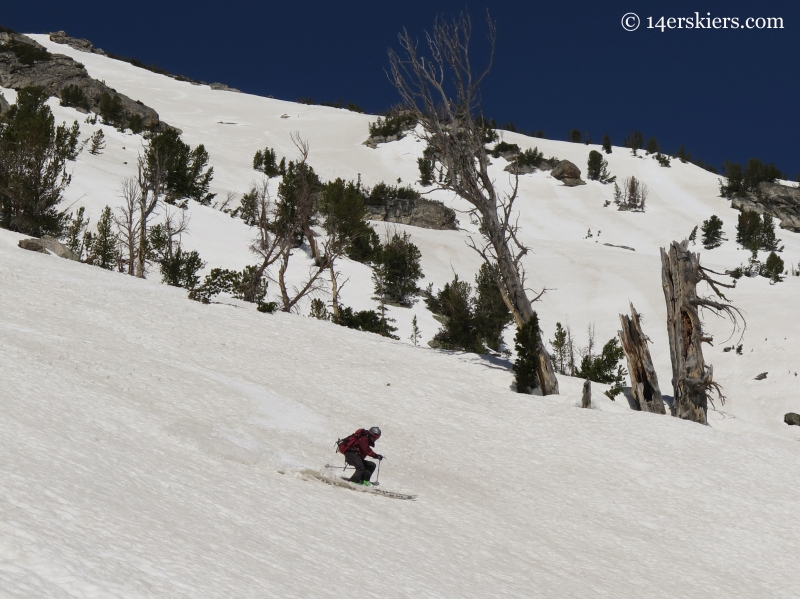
[2,230,800,598]
[1,35,799,597]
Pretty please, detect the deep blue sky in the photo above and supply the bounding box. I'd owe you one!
[4,1,798,177]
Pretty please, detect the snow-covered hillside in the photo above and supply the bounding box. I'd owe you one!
[2,35,800,597]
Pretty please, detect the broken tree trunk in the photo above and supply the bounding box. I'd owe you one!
[618,303,666,414]
[581,380,592,409]
[660,240,740,424]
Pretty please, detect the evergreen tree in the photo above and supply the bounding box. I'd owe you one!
[472,262,512,352]
[372,231,423,306]
[409,314,421,346]
[575,337,627,399]
[720,162,744,197]
[587,150,613,182]
[309,298,329,320]
[86,206,119,269]
[146,129,215,206]
[331,306,398,339]
[319,178,379,263]
[624,131,643,155]
[645,137,660,155]
[428,275,484,353]
[63,206,90,259]
[701,215,725,249]
[601,134,612,154]
[763,251,785,283]
[0,87,79,237]
[549,322,569,375]
[568,129,581,143]
[89,129,106,155]
[513,313,542,393]
[253,147,281,177]
[160,248,205,289]
[60,85,90,111]
[688,225,698,245]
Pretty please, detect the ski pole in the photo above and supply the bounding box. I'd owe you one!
[376,459,381,484]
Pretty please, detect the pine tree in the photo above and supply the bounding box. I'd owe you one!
[575,337,627,399]
[86,206,118,269]
[472,262,512,351]
[372,231,423,306]
[688,226,698,245]
[549,322,568,375]
[645,137,660,155]
[601,134,612,154]
[63,206,90,259]
[701,215,725,249]
[587,150,613,182]
[568,129,581,143]
[89,130,106,155]
[417,155,434,186]
[624,131,643,155]
[513,313,542,393]
[0,87,79,236]
[763,251,785,283]
[409,314,421,346]
[309,298,329,320]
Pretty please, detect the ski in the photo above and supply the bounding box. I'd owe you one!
[294,469,417,500]
[340,476,380,486]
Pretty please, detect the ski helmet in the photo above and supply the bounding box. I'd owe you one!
[369,426,382,438]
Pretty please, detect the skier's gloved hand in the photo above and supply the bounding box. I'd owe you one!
[375,454,384,461]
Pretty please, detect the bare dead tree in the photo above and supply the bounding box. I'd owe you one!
[115,176,140,275]
[618,303,666,414]
[661,240,744,424]
[388,12,559,394]
[289,132,321,265]
[581,379,592,409]
[134,146,168,278]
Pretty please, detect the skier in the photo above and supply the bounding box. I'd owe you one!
[337,427,384,486]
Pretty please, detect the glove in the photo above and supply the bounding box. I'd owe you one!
[375,454,384,461]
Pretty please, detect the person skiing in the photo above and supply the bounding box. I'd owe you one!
[337,427,383,485]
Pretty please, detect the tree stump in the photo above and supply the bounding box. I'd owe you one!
[618,303,666,414]
[660,240,740,424]
[581,379,591,409]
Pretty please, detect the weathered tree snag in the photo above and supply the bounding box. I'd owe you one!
[618,303,666,414]
[581,380,592,409]
[660,240,742,424]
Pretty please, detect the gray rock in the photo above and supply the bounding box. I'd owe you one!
[785,413,800,426]
[1,31,163,130]
[363,134,401,148]
[0,90,9,115]
[731,182,800,233]
[561,177,587,187]
[18,235,79,260]
[754,372,768,380]
[210,82,241,93]
[48,31,99,54]
[364,196,458,230]
[551,160,583,181]
[503,163,538,176]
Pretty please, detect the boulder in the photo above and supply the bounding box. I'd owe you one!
[18,236,79,261]
[363,134,401,148]
[785,413,800,426]
[731,182,800,233]
[0,90,9,115]
[364,197,458,230]
[551,160,586,186]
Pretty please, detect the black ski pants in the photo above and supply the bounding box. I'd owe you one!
[345,451,376,483]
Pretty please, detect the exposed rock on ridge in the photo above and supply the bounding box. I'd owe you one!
[731,181,800,233]
[0,31,163,129]
[364,196,458,230]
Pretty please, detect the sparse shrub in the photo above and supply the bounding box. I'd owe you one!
[490,141,520,158]
[368,111,416,139]
[701,215,725,249]
[60,84,90,111]
[655,153,671,167]
[160,248,205,290]
[3,40,51,65]
[189,265,269,305]
[309,298,329,320]
[332,306,398,339]
[615,176,648,211]
[514,147,544,169]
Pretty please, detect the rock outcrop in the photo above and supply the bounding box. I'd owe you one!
[364,196,458,230]
[49,31,105,55]
[731,181,800,233]
[550,160,586,187]
[0,90,9,114]
[785,412,800,426]
[1,31,163,129]
[210,82,241,93]
[18,235,79,260]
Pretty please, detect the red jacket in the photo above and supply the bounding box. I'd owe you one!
[341,430,378,459]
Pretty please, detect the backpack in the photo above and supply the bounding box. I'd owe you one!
[336,429,368,454]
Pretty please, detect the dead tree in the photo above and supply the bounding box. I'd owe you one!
[388,12,559,394]
[581,379,592,409]
[661,240,743,424]
[618,303,666,414]
[116,176,140,275]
